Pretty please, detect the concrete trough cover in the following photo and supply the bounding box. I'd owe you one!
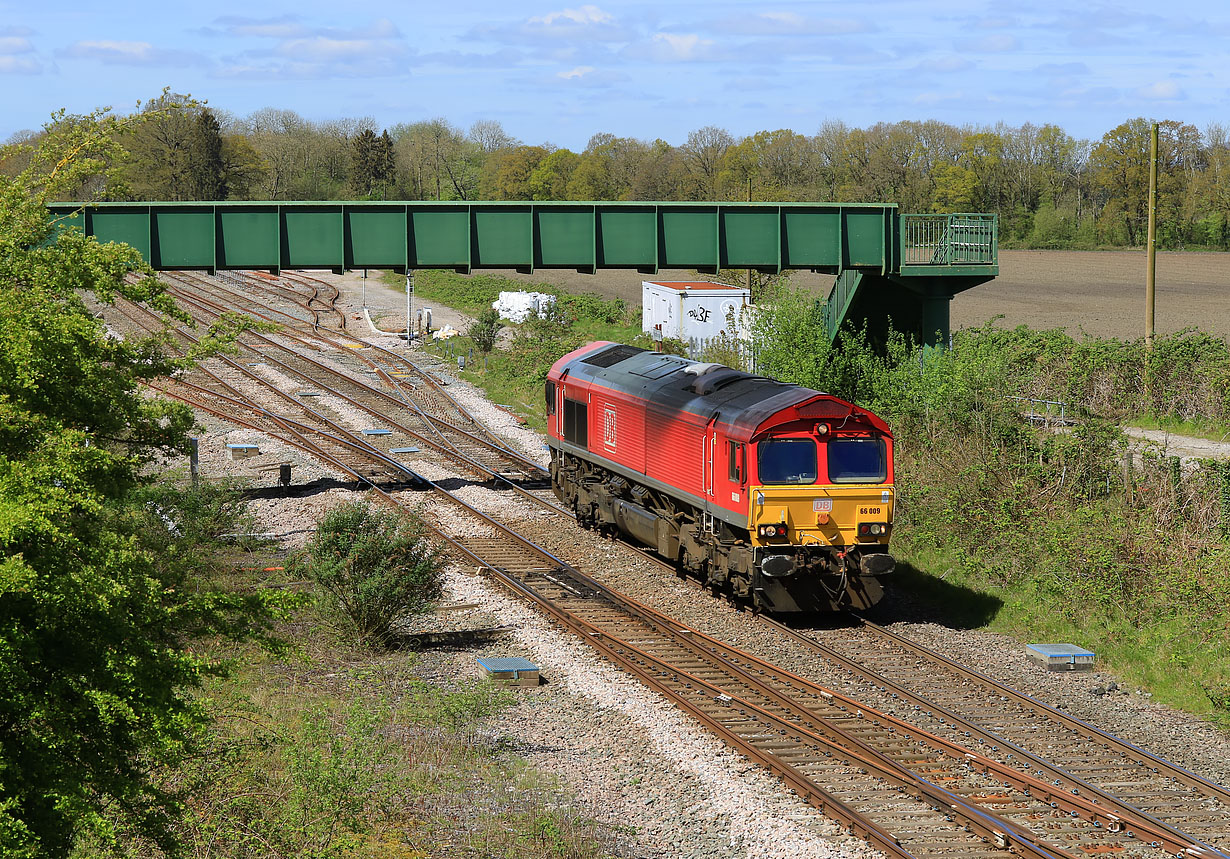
[1026,643,1096,671]
[361,428,392,436]
[390,446,420,454]
[476,656,540,686]
[297,391,321,397]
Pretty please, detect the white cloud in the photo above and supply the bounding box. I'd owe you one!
[67,40,153,60]
[0,55,40,74]
[971,33,1019,52]
[712,12,871,36]
[646,32,723,62]
[0,36,34,54]
[475,5,632,47]
[530,5,614,27]
[210,17,408,79]
[920,55,972,73]
[1137,80,1183,100]
[276,36,403,61]
[60,40,204,66]
[548,65,626,88]
[207,15,305,39]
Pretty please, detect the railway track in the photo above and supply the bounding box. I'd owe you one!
[774,616,1230,854]
[169,271,544,481]
[104,271,1230,859]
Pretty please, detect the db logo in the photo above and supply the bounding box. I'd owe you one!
[603,405,617,450]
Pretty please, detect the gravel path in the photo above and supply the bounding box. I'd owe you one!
[1124,426,1230,466]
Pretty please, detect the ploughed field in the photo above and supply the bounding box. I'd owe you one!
[477,250,1230,340]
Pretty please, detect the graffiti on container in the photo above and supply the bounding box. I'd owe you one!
[688,306,712,323]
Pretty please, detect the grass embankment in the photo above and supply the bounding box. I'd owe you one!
[84,484,614,859]
[407,271,1230,728]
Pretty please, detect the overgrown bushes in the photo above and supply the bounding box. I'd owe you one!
[745,290,1230,717]
[291,502,443,647]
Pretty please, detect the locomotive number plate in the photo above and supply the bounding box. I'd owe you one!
[859,506,882,515]
[812,498,833,512]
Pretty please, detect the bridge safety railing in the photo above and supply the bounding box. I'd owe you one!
[901,213,998,266]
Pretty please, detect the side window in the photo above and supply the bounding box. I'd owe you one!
[563,398,588,447]
[545,380,556,415]
[727,441,744,483]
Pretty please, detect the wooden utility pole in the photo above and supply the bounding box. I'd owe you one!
[1145,121,1158,348]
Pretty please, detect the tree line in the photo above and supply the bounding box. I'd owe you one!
[9,93,1230,251]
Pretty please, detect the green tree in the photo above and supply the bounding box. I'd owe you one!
[932,163,978,212]
[479,144,548,200]
[291,502,442,647]
[0,102,284,857]
[467,308,504,354]
[189,108,225,200]
[351,128,379,196]
[390,118,477,201]
[1090,118,1201,245]
[528,148,579,200]
[217,133,268,200]
[117,93,197,200]
[682,125,732,200]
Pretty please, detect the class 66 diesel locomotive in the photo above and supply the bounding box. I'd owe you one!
[546,342,895,613]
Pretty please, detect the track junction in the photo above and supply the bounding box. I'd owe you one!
[101,270,1230,859]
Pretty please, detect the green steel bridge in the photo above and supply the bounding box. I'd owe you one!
[48,201,997,345]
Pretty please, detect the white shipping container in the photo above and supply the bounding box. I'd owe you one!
[641,281,750,346]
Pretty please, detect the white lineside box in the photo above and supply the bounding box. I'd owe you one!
[641,281,751,345]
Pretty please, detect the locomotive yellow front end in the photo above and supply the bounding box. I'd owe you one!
[745,429,896,611]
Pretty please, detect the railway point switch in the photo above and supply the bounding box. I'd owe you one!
[1026,643,1096,671]
[226,443,260,460]
[476,656,541,686]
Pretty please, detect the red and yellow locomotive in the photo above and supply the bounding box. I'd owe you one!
[546,342,895,613]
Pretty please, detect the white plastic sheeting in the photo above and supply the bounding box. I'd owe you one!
[492,291,556,323]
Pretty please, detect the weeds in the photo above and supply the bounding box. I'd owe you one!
[290,502,443,649]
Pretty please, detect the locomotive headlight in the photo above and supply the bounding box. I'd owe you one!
[758,523,788,539]
[815,422,830,436]
[858,523,889,538]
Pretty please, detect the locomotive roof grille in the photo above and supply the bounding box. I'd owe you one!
[580,343,643,368]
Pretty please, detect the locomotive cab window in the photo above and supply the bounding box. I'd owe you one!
[828,437,887,483]
[757,438,817,485]
[727,441,744,483]
[545,381,556,415]
[563,398,588,447]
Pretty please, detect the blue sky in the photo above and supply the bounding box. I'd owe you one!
[2,1,1227,148]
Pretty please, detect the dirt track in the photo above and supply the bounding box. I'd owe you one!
[463,249,1230,341]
